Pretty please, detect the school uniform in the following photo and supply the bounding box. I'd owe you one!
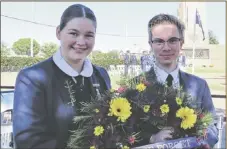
[13,49,111,149]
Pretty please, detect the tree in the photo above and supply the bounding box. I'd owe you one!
[1,42,10,56]
[208,30,219,44]
[12,38,40,56]
[107,50,119,59]
[41,42,58,58]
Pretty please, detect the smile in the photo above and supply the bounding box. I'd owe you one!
[71,46,87,51]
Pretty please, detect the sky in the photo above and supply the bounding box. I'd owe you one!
[1,2,226,52]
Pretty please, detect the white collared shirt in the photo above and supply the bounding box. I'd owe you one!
[53,49,93,77]
[153,64,180,89]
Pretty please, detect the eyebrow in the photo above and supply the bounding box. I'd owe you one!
[152,38,164,40]
[68,29,95,34]
[152,37,179,40]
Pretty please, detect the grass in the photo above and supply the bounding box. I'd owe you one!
[1,68,225,94]
[208,83,225,92]
[110,73,225,94]
[110,75,120,89]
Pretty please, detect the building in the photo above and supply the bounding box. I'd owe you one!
[177,2,209,46]
[177,2,211,66]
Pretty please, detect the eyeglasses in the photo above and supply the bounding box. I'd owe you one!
[151,37,182,49]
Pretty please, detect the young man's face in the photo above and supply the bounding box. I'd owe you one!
[149,23,183,68]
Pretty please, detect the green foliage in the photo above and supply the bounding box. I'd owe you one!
[108,49,119,58]
[1,50,123,71]
[72,116,93,129]
[200,112,213,125]
[208,30,219,44]
[1,42,10,56]
[41,42,58,58]
[91,51,123,69]
[116,75,133,87]
[1,56,45,71]
[12,38,40,56]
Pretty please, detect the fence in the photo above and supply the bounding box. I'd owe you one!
[108,64,152,77]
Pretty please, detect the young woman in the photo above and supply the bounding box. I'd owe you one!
[13,4,111,148]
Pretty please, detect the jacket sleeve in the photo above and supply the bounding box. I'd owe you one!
[13,69,57,149]
[97,67,111,90]
[201,81,219,147]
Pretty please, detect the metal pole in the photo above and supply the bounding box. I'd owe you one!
[214,115,223,148]
[208,50,211,65]
[192,8,197,74]
[125,23,128,49]
[30,2,34,57]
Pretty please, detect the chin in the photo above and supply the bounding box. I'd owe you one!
[159,60,174,66]
[71,54,86,60]
[69,56,84,62]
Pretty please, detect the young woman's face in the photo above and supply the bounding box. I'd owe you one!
[56,17,96,63]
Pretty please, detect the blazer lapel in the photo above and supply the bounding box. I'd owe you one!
[179,70,197,101]
[54,67,75,106]
[179,70,187,91]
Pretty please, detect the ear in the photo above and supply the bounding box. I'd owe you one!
[148,40,153,49]
[180,40,184,48]
[148,40,151,45]
[56,26,61,40]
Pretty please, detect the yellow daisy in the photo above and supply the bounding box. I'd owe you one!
[94,125,104,136]
[108,97,132,122]
[160,104,169,114]
[176,107,197,130]
[176,97,182,106]
[143,105,150,113]
[94,108,100,113]
[90,146,96,149]
[122,145,130,149]
[136,83,146,92]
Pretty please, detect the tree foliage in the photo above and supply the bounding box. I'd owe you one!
[41,42,58,58]
[1,42,10,56]
[12,38,40,56]
[2,50,124,71]
[208,30,219,44]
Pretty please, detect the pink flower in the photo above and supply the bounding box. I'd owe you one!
[143,80,150,86]
[128,136,136,145]
[117,87,126,93]
[199,114,204,119]
[196,137,201,143]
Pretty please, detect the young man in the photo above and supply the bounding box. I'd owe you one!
[179,51,186,70]
[124,50,131,76]
[144,14,218,148]
[141,51,149,72]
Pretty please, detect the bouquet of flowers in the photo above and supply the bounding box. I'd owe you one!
[67,69,213,149]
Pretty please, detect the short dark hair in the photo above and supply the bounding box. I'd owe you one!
[148,14,185,42]
[59,4,97,31]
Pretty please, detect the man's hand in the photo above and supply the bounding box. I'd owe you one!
[149,127,174,143]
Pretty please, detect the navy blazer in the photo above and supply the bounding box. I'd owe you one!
[135,69,218,148]
[179,70,218,147]
[13,58,111,149]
